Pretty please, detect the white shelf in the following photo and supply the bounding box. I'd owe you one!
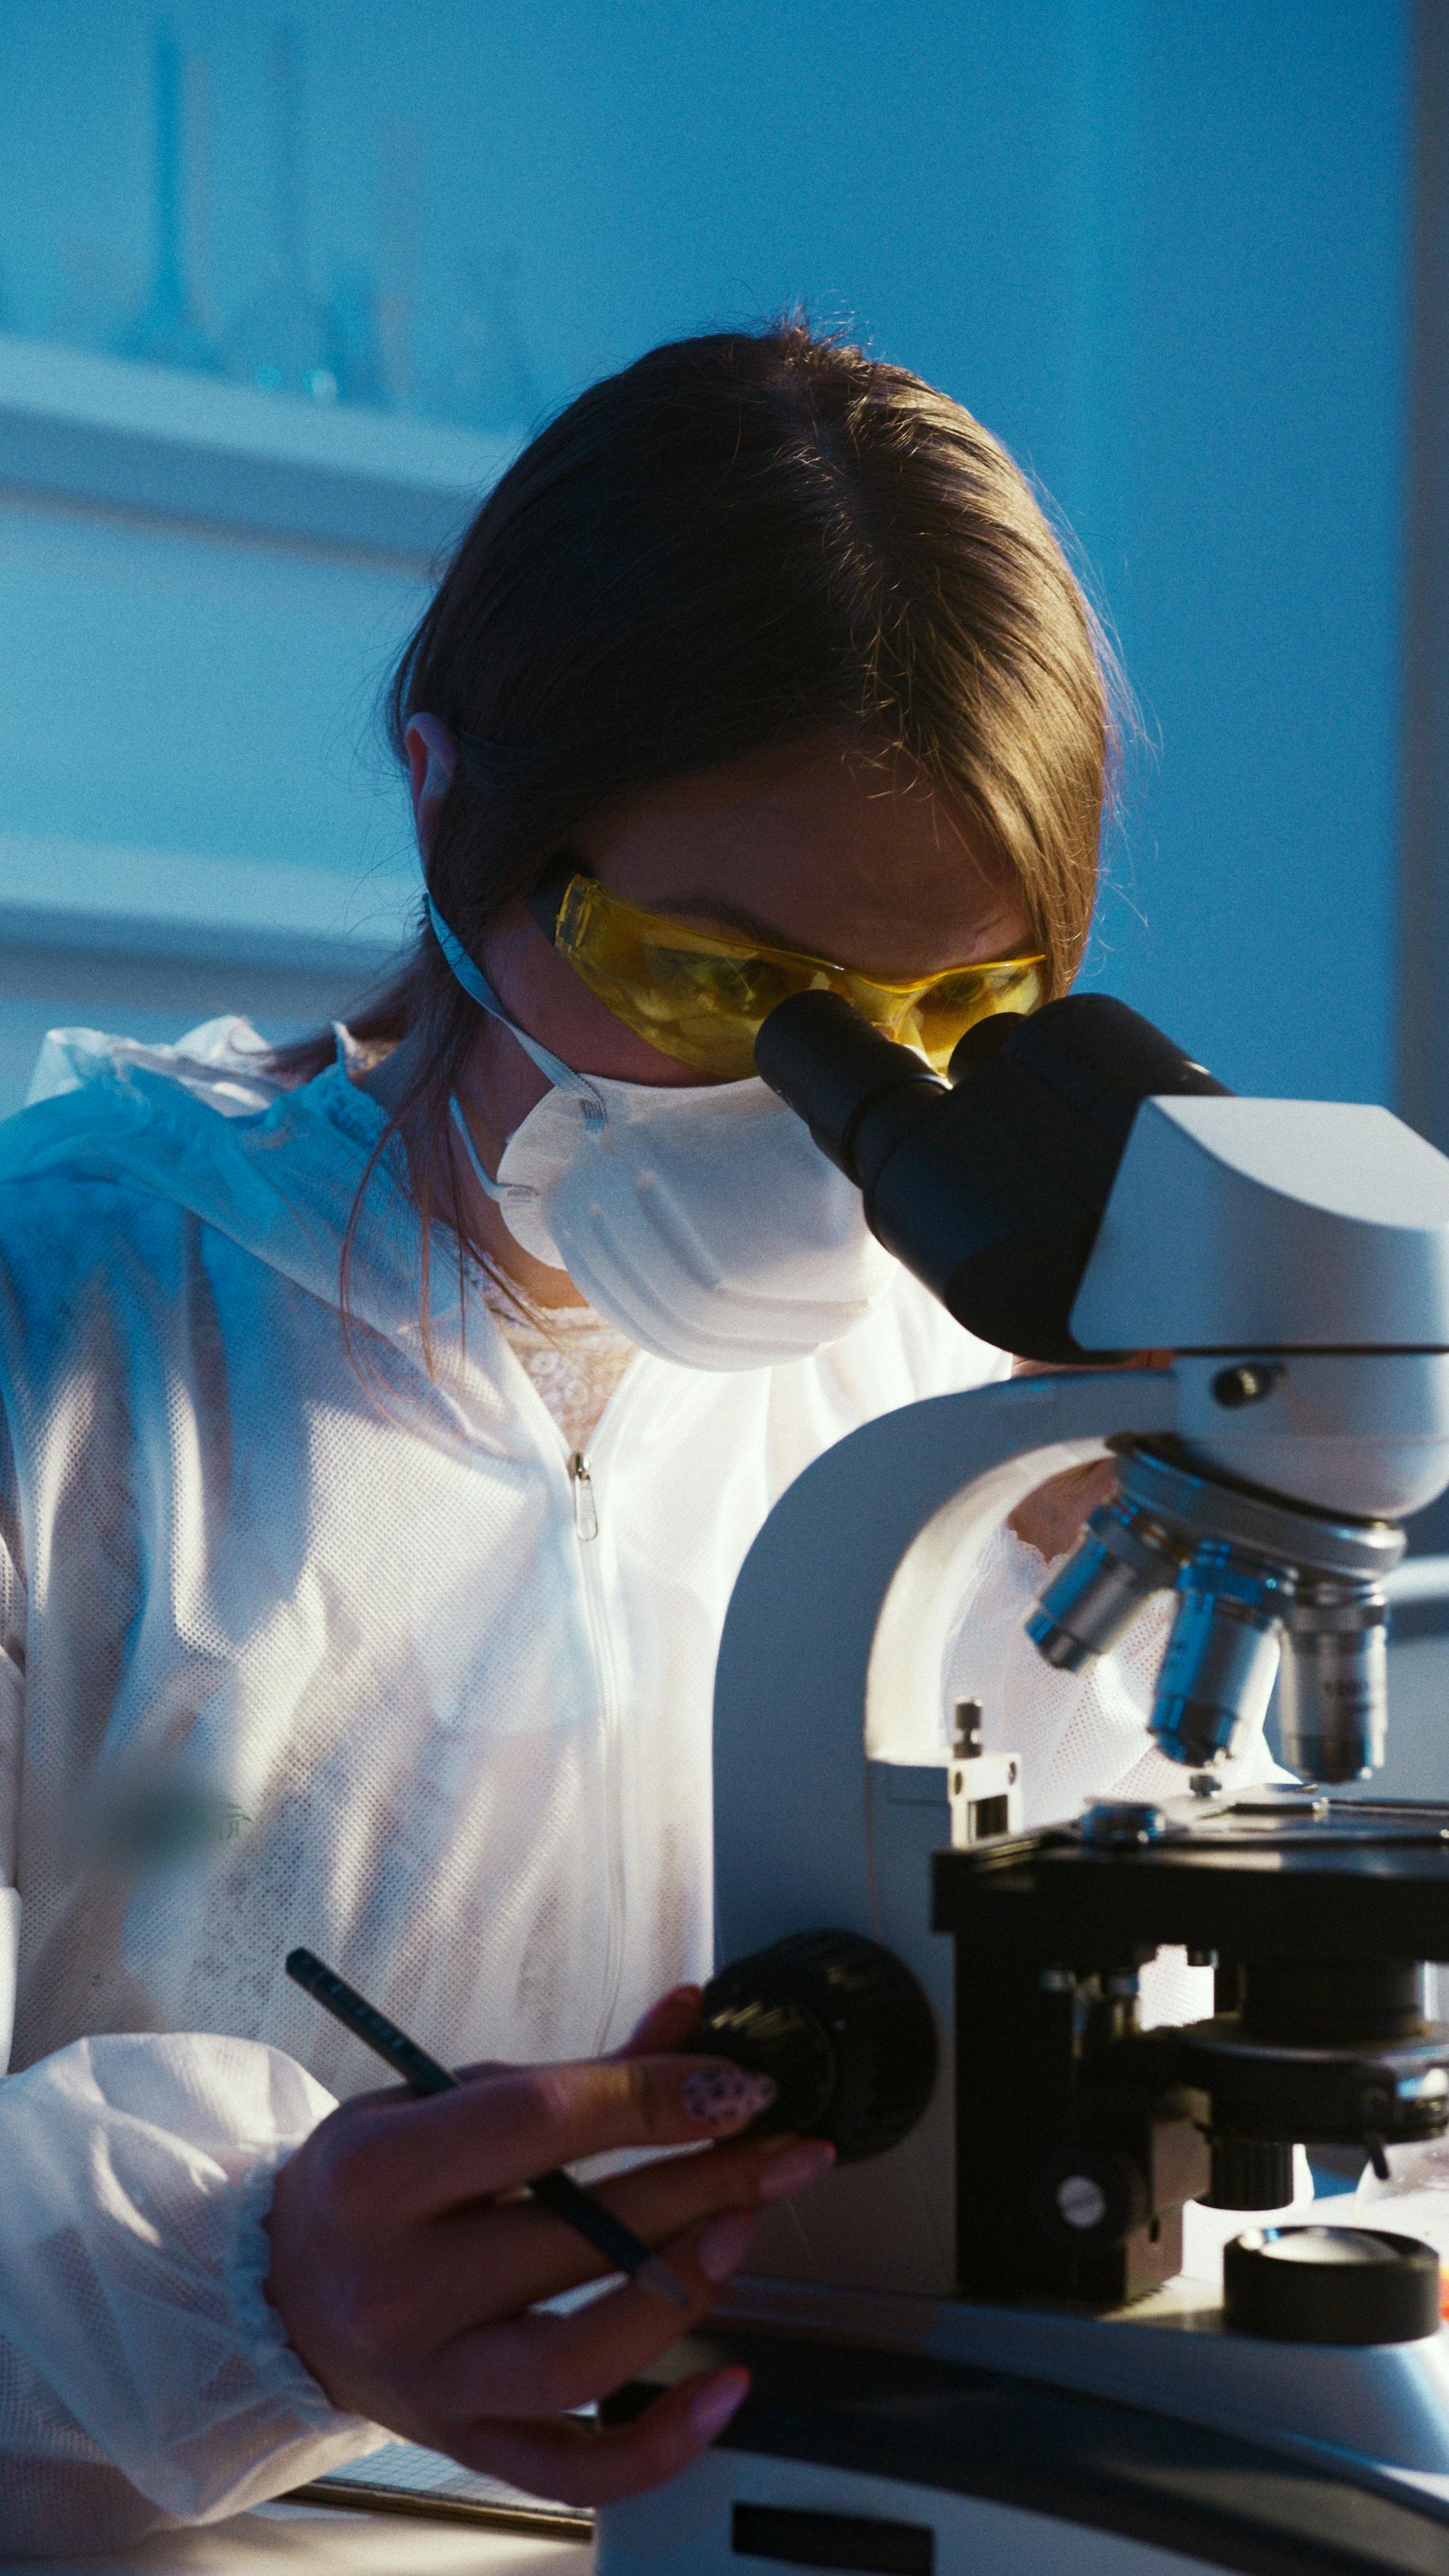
[0,336,516,563]
[0,831,415,975]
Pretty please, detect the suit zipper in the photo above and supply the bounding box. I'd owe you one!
[570,1450,600,1542]
[570,1450,624,2043]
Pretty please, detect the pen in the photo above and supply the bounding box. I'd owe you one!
[285,1946,691,2311]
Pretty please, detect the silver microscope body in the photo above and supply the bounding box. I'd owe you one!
[598,997,1449,2574]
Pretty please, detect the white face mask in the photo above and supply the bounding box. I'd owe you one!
[427,896,897,1371]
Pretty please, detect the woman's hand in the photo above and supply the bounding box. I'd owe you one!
[1004,1351,1170,1563]
[265,1988,833,2506]
[1008,1454,1117,1563]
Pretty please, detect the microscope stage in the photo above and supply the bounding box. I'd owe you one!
[932,1800,1449,1965]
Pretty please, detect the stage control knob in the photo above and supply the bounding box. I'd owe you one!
[1224,2225,1441,2344]
[690,1929,937,2164]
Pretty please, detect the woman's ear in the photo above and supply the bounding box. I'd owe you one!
[405,715,459,859]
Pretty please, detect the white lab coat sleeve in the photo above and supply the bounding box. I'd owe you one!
[0,1548,380,2551]
[0,2034,383,2548]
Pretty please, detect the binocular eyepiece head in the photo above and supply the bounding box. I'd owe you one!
[754,989,1406,1789]
[754,988,1227,1365]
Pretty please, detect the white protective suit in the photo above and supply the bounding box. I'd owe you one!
[0,1020,1258,2550]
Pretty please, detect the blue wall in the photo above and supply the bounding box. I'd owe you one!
[0,0,1410,1102]
[1071,5,1408,1104]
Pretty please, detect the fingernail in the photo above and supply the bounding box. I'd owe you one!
[695,2210,757,2282]
[759,2140,836,2201]
[688,2367,750,2444]
[681,2064,778,2127]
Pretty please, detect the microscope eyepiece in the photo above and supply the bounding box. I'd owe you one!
[752,989,945,1184]
[754,988,1227,1363]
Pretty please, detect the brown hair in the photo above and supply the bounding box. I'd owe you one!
[275,320,1115,1321]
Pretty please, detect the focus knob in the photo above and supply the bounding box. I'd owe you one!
[691,1929,937,2164]
[1224,2226,1441,2344]
[1202,2136,1296,2212]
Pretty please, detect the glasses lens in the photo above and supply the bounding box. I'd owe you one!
[556,877,1044,1077]
[558,881,816,1074]
[905,959,1046,1066]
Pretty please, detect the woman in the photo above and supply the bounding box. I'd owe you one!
[0,324,1238,2547]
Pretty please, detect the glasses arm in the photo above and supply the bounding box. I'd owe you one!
[527,853,581,944]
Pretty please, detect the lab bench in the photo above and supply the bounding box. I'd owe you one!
[0,2499,591,2576]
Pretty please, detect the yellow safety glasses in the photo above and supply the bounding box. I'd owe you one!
[530,863,1046,1080]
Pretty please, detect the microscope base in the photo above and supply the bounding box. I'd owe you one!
[596,2314,1449,2575]
[598,2444,1220,2574]
[704,2270,1449,2475]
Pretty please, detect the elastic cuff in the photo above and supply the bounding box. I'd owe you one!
[225,2145,362,2439]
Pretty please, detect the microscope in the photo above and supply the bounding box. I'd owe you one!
[597,991,1449,2574]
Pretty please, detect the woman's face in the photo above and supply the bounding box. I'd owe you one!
[413,724,1033,1093]
[396,721,1039,1304]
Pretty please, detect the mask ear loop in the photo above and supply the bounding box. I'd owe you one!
[426,891,606,1124]
[427,891,609,1222]
[447,1094,518,1212]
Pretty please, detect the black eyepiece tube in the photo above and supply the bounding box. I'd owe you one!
[752,990,946,1182]
[755,989,1228,1363]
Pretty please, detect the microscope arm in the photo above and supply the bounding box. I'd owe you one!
[709,1366,1178,2296]
[713,1367,1178,1966]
